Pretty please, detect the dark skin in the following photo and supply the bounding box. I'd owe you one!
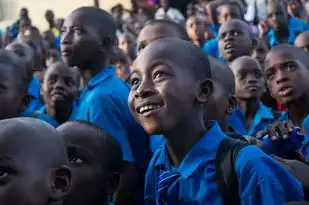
[264,47,309,130]
[218,19,253,63]
[57,122,120,205]
[217,3,243,25]
[61,8,136,205]
[186,16,205,47]
[129,39,212,167]
[45,10,55,29]
[0,117,71,205]
[5,42,35,81]
[42,62,79,124]
[61,9,113,85]
[231,56,265,130]
[0,63,28,120]
[267,1,290,44]
[160,0,170,12]
[137,24,185,54]
[295,32,309,52]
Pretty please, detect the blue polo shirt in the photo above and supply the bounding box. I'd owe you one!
[203,38,226,62]
[228,102,283,136]
[72,67,151,168]
[289,17,309,37]
[145,122,304,204]
[20,111,59,128]
[24,76,42,114]
[267,29,296,48]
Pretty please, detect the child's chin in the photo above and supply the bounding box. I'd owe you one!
[142,123,165,136]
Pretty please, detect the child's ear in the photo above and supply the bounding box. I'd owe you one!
[106,172,120,196]
[49,165,72,201]
[100,37,115,53]
[20,94,31,113]
[226,95,237,115]
[197,79,213,103]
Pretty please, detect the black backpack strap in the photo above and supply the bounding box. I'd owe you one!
[215,137,250,205]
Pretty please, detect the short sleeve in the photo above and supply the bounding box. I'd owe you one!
[235,146,304,205]
[89,94,135,162]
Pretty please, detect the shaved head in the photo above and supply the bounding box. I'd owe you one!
[295,31,309,52]
[135,38,211,80]
[0,117,67,166]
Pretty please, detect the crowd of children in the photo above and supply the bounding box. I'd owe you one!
[3,0,309,204]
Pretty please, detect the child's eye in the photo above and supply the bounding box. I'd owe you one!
[265,70,276,80]
[73,28,83,35]
[130,77,140,89]
[69,157,84,166]
[153,71,167,81]
[285,63,296,72]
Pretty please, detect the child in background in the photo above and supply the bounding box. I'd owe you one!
[110,47,131,83]
[45,48,61,67]
[154,0,185,24]
[218,19,254,63]
[58,121,123,205]
[137,19,190,54]
[229,56,282,136]
[118,32,136,65]
[129,38,304,205]
[295,31,309,51]
[61,7,152,205]
[186,16,205,47]
[0,117,71,205]
[203,2,243,61]
[39,61,80,125]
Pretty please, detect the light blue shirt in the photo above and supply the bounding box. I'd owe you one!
[72,67,151,168]
[228,102,283,136]
[289,17,309,37]
[145,122,304,205]
[267,28,296,48]
[24,76,42,114]
[20,111,59,128]
[203,38,226,63]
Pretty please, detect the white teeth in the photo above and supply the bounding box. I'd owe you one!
[138,105,162,114]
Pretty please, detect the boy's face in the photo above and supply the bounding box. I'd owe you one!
[218,21,252,62]
[42,63,78,109]
[295,33,309,52]
[137,24,182,54]
[115,61,130,82]
[118,35,133,54]
[0,129,55,205]
[19,19,32,34]
[61,11,102,67]
[264,50,309,105]
[251,41,269,66]
[286,0,301,16]
[128,43,201,135]
[0,64,26,120]
[218,5,242,25]
[160,0,169,10]
[186,17,204,41]
[267,2,288,31]
[231,57,264,100]
[58,125,110,205]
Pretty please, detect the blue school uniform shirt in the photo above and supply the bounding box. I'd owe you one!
[72,67,151,168]
[23,76,42,114]
[289,17,309,37]
[20,111,59,128]
[203,38,226,63]
[228,102,282,136]
[267,29,296,48]
[145,121,304,205]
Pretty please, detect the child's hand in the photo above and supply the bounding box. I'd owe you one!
[256,121,294,140]
[256,121,305,156]
[258,20,269,37]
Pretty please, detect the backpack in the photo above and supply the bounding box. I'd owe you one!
[215,135,250,205]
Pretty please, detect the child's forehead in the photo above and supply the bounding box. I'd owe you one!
[220,21,247,33]
[231,57,260,70]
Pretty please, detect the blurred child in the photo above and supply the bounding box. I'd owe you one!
[58,121,123,205]
[186,16,205,47]
[46,48,61,67]
[295,31,309,51]
[110,47,131,82]
[118,32,136,64]
[0,117,71,205]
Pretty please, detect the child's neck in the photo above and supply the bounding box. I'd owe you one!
[163,113,206,168]
[192,38,205,48]
[275,27,290,42]
[238,98,259,128]
[46,103,73,124]
[287,93,309,129]
[79,58,109,86]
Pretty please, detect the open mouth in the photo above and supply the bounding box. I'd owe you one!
[224,44,235,52]
[278,86,293,97]
[136,103,164,117]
